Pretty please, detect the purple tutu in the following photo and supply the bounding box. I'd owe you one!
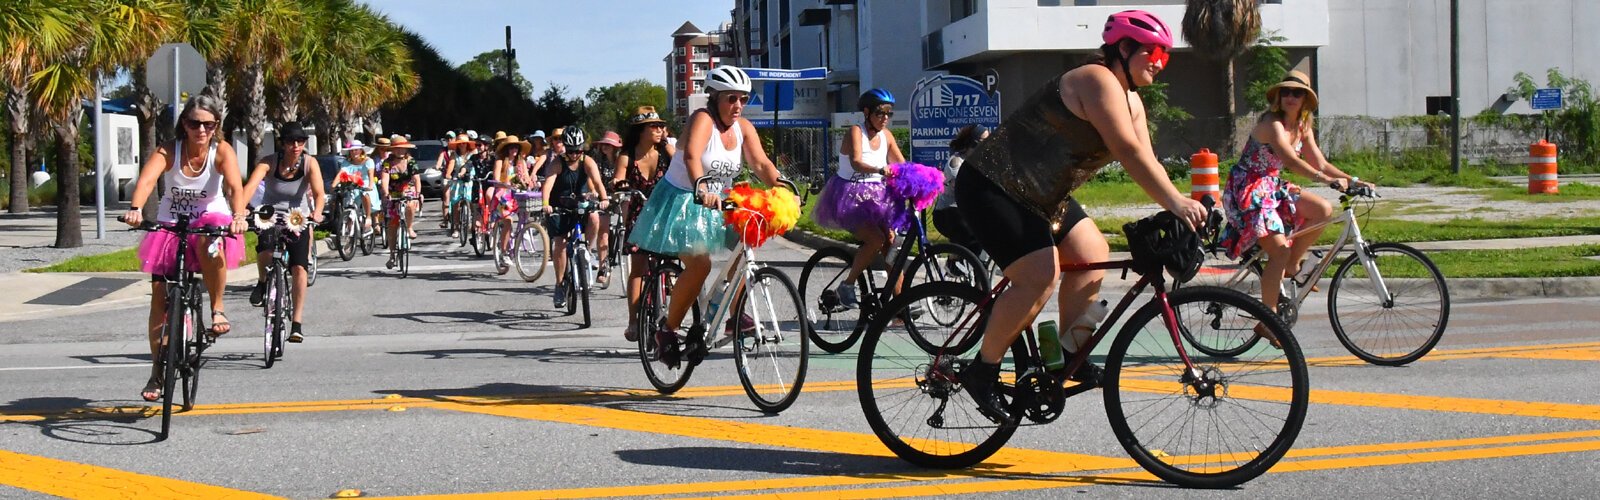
[136,211,245,276]
[811,176,894,232]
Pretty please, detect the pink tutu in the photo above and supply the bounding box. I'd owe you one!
[136,212,245,276]
[811,176,895,232]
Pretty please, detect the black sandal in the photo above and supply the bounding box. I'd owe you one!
[209,311,232,338]
[141,376,163,402]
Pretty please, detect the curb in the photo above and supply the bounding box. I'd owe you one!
[778,230,1600,300]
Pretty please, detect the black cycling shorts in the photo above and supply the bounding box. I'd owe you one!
[954,168,1088,271]
[254,229,312,268]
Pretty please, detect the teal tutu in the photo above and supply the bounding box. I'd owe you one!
[628,182,730,255]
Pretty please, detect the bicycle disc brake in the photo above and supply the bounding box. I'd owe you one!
[1016,370,1066,424]
[1181,365,1228,409]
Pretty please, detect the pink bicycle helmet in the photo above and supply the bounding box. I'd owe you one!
[1103,10,1174,49]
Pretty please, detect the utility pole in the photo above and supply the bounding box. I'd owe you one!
[504,26,516,83]
[1450,0,1461,174]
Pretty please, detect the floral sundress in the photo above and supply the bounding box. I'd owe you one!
[1218,138,1303,259]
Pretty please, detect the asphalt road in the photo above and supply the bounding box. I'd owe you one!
[2,221,1599,499]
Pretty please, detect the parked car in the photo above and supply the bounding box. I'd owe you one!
[412,139,445,197]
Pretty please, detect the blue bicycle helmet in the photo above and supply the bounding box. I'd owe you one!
[857,88,895,111]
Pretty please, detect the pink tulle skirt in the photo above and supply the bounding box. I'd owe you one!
[136,212,245,276]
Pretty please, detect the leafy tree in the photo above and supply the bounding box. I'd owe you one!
[1141,81,1191,143]
[1244,32,1290,113]
[580,79,668,135]
[457,49,533,99]
[536,83,584,132]
[1,0,81,213]
[1510,68,1600,164]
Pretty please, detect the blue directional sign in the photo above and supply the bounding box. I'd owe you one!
[1532,88,1563,111]
[742,67,828,129]
[909,74,1002,166]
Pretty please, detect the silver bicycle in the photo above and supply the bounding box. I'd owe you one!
[1190,183,1450,365]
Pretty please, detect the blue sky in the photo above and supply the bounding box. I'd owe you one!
[363,0,733,100]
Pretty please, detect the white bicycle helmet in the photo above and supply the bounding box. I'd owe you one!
[704,66,752,93]
[562,127,586,150]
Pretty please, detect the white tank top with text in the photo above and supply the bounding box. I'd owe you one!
[666,113,744,192]
[157,141,229,223]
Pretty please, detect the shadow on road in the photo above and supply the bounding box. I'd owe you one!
[389,346,634,365]
[374,307,599,331]
[0,396,162,445]
[615,446,914,475]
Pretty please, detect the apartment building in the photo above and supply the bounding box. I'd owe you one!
[665,22,724,125]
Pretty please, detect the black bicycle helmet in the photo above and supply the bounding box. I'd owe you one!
[562,127,586,150]
[857,88,895,111]
[1123,210,1205,284]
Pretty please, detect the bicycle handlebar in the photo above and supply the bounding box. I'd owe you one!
[117,214,230,236]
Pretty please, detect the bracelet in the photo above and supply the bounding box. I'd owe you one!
[129,206,142,212]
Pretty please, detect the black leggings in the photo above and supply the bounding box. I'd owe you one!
[931,207,983,259]
[954,168,1088,271]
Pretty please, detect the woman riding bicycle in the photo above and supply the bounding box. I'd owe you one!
[627,65,787,354]
[334,139,380,236]
[612,106,675,342]
[244,122,326,344]
[541,127,610,309]
[123,94,248,402]
[591,130,624,287]
[381,136,423,268]
[442,131,481,237]
[489,134,534,232]
[1218,69,1371,347]
[811,88,906,309]
[953,10,1206,423]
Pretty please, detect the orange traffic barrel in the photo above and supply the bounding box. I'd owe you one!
[1529,140,1558,194]
[1190,148,1220,202]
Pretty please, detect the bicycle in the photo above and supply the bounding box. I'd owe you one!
[251,205,312,368]
[384,194,418,277]
[799,200,989,354]
[599,190,641,291]
[854,206,1308,489]
[329,182,369,262]
[638,177,811,414]
[122,214,225,440]
[550,194,601,328]
[1189,183,1450,366]
[486,181,549,282]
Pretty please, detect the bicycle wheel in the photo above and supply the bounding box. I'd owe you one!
[491,218,514,275]
[732,268,810,414]
[160,286,184,439]
[181,298,203,409]
[639,262,702,394]
[905,243,989,328]
[337,208,357,261]
[456,204,471,247]
[261,267,278,368]
[399,231,411,278]
[306,242,319,287]
[515,224,549,283]
[472,213,488,257]
[798,246,869,353]
[1181,260,1267,358]
[1328,242,1450,366]
[576,246,593,328]
[1103,285,1307,489]
[857,282,1021,468]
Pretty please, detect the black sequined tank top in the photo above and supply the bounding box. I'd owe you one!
[964,75,1112,228]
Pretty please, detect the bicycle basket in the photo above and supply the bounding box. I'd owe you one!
[1122,211,1205,284]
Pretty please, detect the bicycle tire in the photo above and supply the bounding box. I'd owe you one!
[732,268,810,414]
[337,208,357,261]
[399,231,411,278]
[515,224,549,283]
[471,212,488,257]
[456,204,471,247]
[1103,285,1307,488]
[798,246,869,353]
[1180,258,1268,358]
[857,281,1023,468]
[491,218,513,275]
[358,211,373,256]
[306,242,319,287]
[262,265,277,369]
[160,285,183,439]
[181,298,203,409]
[1328,242,1450,366]
[576,246,593,328]
[639,262,701,393]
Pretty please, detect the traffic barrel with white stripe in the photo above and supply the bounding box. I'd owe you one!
[1528,140,1558,195]
[1190,148,1220,201]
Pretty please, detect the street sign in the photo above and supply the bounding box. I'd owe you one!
[909,74,1003,166]
[741,67,829,129]
[145,43,206,106]
[1531,88,1563,111]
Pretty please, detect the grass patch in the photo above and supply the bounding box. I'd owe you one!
[1481,182,1600,202]
[29,231,271,273]
[1420,245,1600,278]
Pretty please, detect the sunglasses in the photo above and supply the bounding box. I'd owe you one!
[721,93,750,105]
[647,123,668,129]
[183,119,219,131]
[1146,45,1169,67]
[1280,88,1309,98]
[871,110,894,118]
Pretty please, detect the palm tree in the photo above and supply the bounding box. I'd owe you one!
[30,0,182,247]
[1,0,81,213]
[293,2,416,147]
[225,0,301,162]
